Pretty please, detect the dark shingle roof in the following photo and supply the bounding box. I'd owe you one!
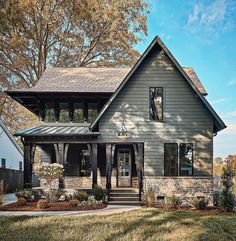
[15,66,207,95]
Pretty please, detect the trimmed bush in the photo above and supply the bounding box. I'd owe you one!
[192,197,208,210]
[73,191,88,202]
[166,195,181,208]
[16,197,27,206]
[15,189,33,201]
[37,199,49,209]
[145,187,155,207]
[93,185,104,201]
[69,199,79,207]
[213,191,221,207]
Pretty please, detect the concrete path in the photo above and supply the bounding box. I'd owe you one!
[0,205,140,217]
[1,193,17,205]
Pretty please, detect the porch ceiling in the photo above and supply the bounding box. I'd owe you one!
[15,125,99,137]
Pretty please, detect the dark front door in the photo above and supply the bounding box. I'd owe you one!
[117,149,131,187]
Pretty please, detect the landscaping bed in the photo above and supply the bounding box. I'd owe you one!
[0,201,107,211]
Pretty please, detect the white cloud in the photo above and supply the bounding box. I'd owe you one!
[160,33,172,41]
[227,80,236,86]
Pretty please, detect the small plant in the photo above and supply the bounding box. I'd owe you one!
[166,195,181,208]
[44,189,63,202]
[16,197,27,206]
[192,197,208,210]
[37,199,49,209]
[78,199,103,209]
[221,165,235,211]
[73,191,88,202]
[15,189,33,201]
[93,185,104,201]
[213,191,221,207]
[69,199,79,207]
[145,187,155,207]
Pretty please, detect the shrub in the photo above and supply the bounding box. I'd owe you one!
[15,189,33,201]
[145,187,155,207]
[44,189,63,202]
[221,165,235,211]
[37,199,49,209]
[93,185,104,201]
[69,199,79,207]
[78,199,103,208]
[213,191,221,207]
[73,191,88,202]
[16,197,27,206]
[192,197,208,210]
[166,195,181,208]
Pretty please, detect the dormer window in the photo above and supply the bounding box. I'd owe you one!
[73,103,84,123]
[88,102,97,123]
[45,103,56,122]
[149,87,163,121]
[59,103,70,123]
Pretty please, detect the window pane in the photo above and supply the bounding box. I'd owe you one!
[45,103,56,122]
[19,161,22,171]
[80,149,91,177]
[88,103,97,123]
[73,103,84,123]
[150,87,163,121]
[180,143,193,176]
[164,144,178,176]
[1,158,6,168]
[59,103,70,123]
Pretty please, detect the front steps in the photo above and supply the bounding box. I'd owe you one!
[108,188,141,206]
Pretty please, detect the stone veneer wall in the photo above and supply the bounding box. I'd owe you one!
[144,177,213,205]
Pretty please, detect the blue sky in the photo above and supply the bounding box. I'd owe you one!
[135,0,236,159]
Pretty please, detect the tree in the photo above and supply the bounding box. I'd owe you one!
[213,157,225,176]
[34,162,63,203]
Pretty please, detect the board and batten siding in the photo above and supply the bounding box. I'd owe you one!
[98,45,213,177]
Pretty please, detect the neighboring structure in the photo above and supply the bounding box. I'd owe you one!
[0,120,23,171]
[6,36,226,204]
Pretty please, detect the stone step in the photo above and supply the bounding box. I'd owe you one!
[109,196,140,202]
[110,188,138,194]
[110,192,139,197]
[108,201,142,206]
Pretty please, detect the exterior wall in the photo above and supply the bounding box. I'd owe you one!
[0,125,23,171]
[98,45,214,178]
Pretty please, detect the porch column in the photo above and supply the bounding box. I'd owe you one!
[23,143,32,188]
[137,143,144,201]
[91,143,98,188]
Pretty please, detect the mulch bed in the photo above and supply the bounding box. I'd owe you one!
[0,201,107,212]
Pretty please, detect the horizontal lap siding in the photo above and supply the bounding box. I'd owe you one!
[98,47,213,176]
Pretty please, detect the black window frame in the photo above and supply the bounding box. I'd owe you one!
[149,87,164,121]
[179,143,194,177]
[58,102,70,123]
[1,158,6,168]
[164,143,178,177]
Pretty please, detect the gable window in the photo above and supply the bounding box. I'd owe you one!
[73,103,84,123]
[45,103,56,122]
[164,144,178,176]
[179,143,193,176]
[19,161,23,171]
[79,149,91,177]
[164,143,194,176]
[59,103,70,123]
[149,87,163,121]
[88,103,97,123]
[1,158,6,168]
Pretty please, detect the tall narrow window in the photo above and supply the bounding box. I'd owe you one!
[88,103,97,123]
[45,103,56,122]
[73,103,84,123]
[1,158,6,168]
[149,87,163,121]
[79,149,91,177]
[59,103,70,123]
[179,143,193,176]
[164,144,178,176]
[19,161,23,171]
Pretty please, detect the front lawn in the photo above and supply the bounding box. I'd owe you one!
[0,208,235,241]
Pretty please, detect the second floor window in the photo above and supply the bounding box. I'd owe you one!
[45,103,56,122]
[73,103,84,123]
[1,158,6,168]
[149,87,163,121]
[88,103,97,123]
[59,103,70,123]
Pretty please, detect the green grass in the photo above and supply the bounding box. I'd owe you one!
[0,208,236,241]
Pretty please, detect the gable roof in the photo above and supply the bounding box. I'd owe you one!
[0,120,23,155]
[91,36,226,134]
[7,66,206,95]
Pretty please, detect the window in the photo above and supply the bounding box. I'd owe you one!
[1,158,6,168]
[45,103,56,122]
[149,87,163,121]
[179,143,193,176]
[87,103,97,123]
[73,103,84,123]
[79,149,91,177]
[164,143,194,176]
[59,103,70,123]
[164,144,178,176]
[19,161,23,171]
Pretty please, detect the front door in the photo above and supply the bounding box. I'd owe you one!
[117,149,131,187]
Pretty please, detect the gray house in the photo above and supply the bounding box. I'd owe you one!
[6,36,226,204]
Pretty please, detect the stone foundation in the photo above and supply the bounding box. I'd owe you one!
[144,177,213,205]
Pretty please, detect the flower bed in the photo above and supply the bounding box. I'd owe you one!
[0,201,107,212]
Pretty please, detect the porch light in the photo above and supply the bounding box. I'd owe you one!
[117,123,130,138]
